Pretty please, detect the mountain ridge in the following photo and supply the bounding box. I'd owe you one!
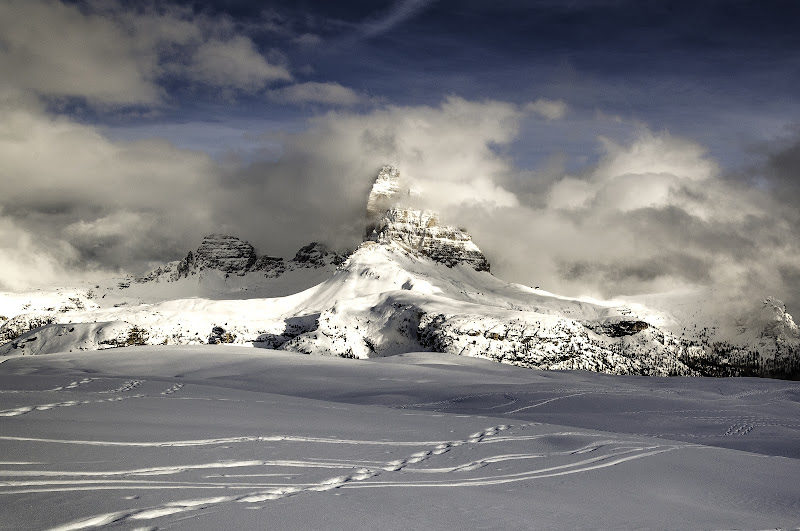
[1,165,799,378]
[135,236,347,283]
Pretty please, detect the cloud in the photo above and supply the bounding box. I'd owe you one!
[0,0,292,106]
[756,127,800,203]
[2,75,799,318]
[0,215,86,291]
[525,99,569,120]
[189,37,292,90]
[547,131,720,214]
[210,96,524,254]
[463,127,800,315]
[269,82,363,106]
[0,0,163,105]
[361,0,438,38]
[294,33,324,47]
[0,98,220,280]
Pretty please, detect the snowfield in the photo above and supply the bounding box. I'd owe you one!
[0,346,798,530]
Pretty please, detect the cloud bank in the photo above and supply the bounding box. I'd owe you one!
[0,0,292,105]
[1,0,799,319]
[4,87,800,317]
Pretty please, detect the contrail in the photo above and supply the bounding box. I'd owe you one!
[362,0,438,38]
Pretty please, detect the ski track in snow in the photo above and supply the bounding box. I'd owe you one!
[727,387,798,399]
[395,389,593,413]
[397,385,800,416]
[0,423,695,531]
[504,392,587,414]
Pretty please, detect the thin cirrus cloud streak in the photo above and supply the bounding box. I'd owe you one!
[360,0,439,38]
[268,82,365,106]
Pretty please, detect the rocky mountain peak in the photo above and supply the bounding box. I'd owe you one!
[194,234,257,274]
[135,234,348,284]
[365,165,402,237]
[293,242,346,268]
[364,166,490,272]
[758,297,799,339]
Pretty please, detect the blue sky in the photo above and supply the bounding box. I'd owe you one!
[94,0,800,168]
[1,0,800,312]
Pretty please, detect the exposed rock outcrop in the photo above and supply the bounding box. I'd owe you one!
[292,242,347,268]
[194,234,258,274]
[0,313,56,345]
[364,166,491,272]
[136,236,347,283]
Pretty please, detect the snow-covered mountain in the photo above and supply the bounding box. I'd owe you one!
[2,166,798,378]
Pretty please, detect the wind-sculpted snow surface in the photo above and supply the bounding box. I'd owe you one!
[0,347,798,529]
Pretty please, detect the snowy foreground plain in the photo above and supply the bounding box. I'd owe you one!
[0,346,799,530]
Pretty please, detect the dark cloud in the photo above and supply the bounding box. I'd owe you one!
[563,254,712,285]
[759,129,800,204]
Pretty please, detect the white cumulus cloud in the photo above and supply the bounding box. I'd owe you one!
[525,99,569,120]
[189,37,292,90]
[0,0,293,106]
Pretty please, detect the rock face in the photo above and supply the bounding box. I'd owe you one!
[371,208,490,271]
[292,242,347,268]
[194,234,257,274]
[364,166,491,272]
[136,237,347,283]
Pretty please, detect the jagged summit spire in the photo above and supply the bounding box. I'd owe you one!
[362,165,490,272]
[365,165,401,237]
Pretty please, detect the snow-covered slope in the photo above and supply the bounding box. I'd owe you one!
[2,166,798,378]
[2,347,798,530]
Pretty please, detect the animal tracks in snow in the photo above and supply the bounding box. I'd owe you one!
[11,422,695,531]
[48,378,98,392]
[0,379,187,419]
[724,423,755,436]
[0,394,147,417]
[161,383,184,395]
[2,352,795,530]
[101,380,143,394]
